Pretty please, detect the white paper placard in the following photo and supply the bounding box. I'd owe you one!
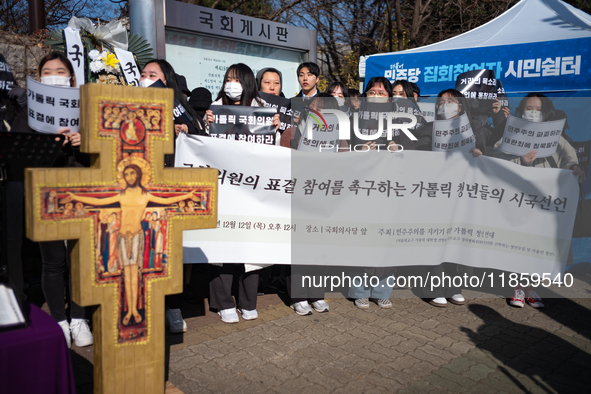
[500,115,566,158]
[432,113,475,153]
[26,76,80,134]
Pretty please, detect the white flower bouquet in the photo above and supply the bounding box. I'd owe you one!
[88,49,126,85]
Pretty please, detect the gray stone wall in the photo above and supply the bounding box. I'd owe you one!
[0,31,50,89]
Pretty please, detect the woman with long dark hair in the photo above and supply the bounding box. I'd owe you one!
[213,63,264,106]
[391,79,416,102]
[205,63,278,323]
[413,88,486,156]
[412,89,484,307]
[493,93,583,309]
[139,59,206,333]
[36,52,93,348]
[140,59,205,139]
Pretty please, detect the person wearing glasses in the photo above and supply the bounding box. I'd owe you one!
[361,77,415,152]
[347,77,399,309]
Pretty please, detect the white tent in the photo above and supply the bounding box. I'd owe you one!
[360,0,591,83]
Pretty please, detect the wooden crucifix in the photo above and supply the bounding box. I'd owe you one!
[25,83,218,394]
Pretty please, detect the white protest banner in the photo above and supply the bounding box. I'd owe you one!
[176,134,292,265]
[63,27,85,87]
[500,115,566,158]
[177,134,578,276]
[113,48,140,86]
[298,113,339,152]
[210,105,276,145]
[432,113,475,153]
[26,76,80,134]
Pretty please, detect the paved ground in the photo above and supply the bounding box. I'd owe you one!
[62,275,591,394]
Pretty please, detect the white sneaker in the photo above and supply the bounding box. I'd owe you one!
[526,289,545,308]
[58,320,71,349]
[217,308,239,323]
[510,288,525,308]
[165,308,188,333]
[449,294,465,305]
[290,301,313,316]
[429,297,447,307]
[70,319,93,347]
[312,300,329,313]
[238,309,258,320]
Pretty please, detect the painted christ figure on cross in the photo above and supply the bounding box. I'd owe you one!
[26,84,218,393]
[61,157,200,326]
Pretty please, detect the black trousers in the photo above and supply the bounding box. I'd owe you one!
[39,240,85,322]
[208,264,258,310]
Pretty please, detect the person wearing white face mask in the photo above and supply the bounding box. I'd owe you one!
[35,53,94,348]
[493,93,584,310]
[437,100,461,120]
[205,63,279,324]
[325,81,347,106]
[493,93,583,174]
[413,89,487,157]
[139,59,206,333]
[139,59,206,142]
[205,63,280,130]
[38,53,80,146]
[361,77,416,152]
[411,89,482,308]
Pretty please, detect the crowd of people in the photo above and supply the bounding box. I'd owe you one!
[1,53,584,347]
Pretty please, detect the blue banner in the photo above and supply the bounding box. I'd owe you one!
[365,37,591,95]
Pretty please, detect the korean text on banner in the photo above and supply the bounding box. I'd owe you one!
[176,134,579,277]
[113,48,140,86]
[432,113,475,153]
[298,113,339,152]
[209,105,276,145]
[26,76,80,134]
[500,116,566,158]
[259,91,292,132]
[63,27,85,88]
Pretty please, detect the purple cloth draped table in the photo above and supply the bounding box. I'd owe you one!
[0,302,76,394]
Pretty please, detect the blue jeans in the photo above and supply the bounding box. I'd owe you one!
[348,272,393,299]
